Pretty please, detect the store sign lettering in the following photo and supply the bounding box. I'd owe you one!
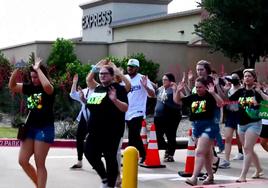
[82,10,112,29]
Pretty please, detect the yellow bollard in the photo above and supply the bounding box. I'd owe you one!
[122,146,139,188]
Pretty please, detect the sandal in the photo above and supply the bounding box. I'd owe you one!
[236,179,247,183]
[212,157,220,174]
[185,178,197,186]
[202,177,214,185]
[251,170,264,179]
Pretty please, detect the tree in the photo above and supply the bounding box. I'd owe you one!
[194,0,268,68]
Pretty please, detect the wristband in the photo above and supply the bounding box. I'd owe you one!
[91,65,100,73]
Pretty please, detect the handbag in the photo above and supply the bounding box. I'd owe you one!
[259,100,268,119]
[17,123,28,141]
[17,111,31,141]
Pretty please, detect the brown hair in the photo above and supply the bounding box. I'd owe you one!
[197,60,212,75]
[195,76,209,87]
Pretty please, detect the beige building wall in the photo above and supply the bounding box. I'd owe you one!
[113,14,200,42]
[1,40,244,81]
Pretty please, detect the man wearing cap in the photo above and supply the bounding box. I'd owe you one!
[125,58,155,163]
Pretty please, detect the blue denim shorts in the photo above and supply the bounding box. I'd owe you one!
[192,119,217,140]
[238,121,262,136]
[26,124,55,144]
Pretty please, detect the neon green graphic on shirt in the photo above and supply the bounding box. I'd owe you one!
[27,93,42,109]
[191,100,207,113]
[87,92,106,105]
[238,96,255,109]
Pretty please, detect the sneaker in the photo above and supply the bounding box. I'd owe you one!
[217,149,224,154]
[232,153,244,160]
[70,164,82,169]
[163,155,174,162]
[219,159,230,169]
[139,157,145,164]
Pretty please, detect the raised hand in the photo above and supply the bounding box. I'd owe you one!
[73,74,78,83]
[188,69,194,81]
[108,86,117,101]
[182,72,186,83]
[207,83,215,93]
[33,57,42,71]
[140,75,148,88]
[176,81,185,92]
[96,59,109,68]
[170,82,177,91]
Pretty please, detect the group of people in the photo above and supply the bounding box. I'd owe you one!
[8,56,268,188]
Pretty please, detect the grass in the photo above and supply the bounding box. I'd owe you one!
[0,127,18,138]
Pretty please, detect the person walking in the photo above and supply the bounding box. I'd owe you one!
[219,70,244,169]
[174,77,223,186]
[9,57,55,188]
[154,73,181,162]
[229,69,268,182]
[125,59,155,164]
[84,65,128,188]
[69,74,94,169]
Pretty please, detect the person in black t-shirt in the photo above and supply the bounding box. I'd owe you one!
[154,73,181,162]
[9,57,54,188]
[84,65,128,188]
[229,69,268,182]
[174,77,223,186]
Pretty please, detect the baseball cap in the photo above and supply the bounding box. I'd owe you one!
[127,59,140,67]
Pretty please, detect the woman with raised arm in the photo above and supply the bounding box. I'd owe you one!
[9,57,54,188]
[229,69,268,182]
[174,77,223,186]
[69,74,94,169]
[84,65,128,188]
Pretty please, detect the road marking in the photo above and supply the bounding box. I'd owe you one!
[47,155,76,159]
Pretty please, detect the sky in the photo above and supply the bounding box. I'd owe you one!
[0,0,200,49]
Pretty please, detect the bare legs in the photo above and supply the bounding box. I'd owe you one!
[18,139,50,188]
[187,136,214,183]
[237,130,262,182]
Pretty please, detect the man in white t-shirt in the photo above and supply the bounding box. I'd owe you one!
[125,59,155,163]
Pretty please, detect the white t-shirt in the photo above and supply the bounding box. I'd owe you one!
[125,73,154,121]
[69,87,94,122]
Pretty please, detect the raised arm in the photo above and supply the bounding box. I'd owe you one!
[207,83,223,107]
[9,69,23,93]
[33,57,54,95]
[173,82,185,105]
[140,75,155,97]
[108,86,128,112]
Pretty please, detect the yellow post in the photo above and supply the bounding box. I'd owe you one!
[122,146,139,188]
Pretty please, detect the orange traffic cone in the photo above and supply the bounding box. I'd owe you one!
[140,123,166,168]
[140,119,148,151]
[178,128,195,177]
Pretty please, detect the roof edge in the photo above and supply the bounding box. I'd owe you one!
[80,0,172,10]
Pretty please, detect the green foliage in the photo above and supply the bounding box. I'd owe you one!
[107,53,159,82]
[0,51,12,90]
[47,38,80,76]
[195,0,268,68]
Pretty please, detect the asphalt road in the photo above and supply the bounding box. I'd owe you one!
[1,144,268,188]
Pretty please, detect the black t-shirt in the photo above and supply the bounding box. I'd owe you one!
[23,83,55,127]
[181,91,216,121]
[86,83,128,138]
[230,88,263,125]
[154,87,181,117]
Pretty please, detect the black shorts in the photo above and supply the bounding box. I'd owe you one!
[260,124,268,138]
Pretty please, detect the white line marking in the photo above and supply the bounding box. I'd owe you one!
[47,156,76,159]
